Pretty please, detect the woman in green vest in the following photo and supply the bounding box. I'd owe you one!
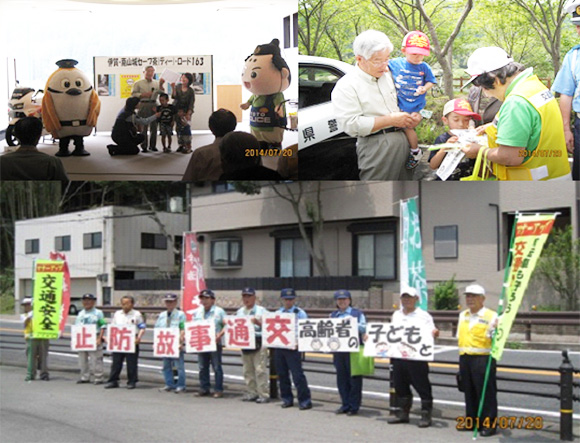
[461,47,571,181]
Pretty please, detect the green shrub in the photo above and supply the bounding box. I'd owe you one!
[434,275,459,310]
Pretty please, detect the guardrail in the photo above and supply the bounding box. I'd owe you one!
[95,307,580,341]
[1,329,577,438]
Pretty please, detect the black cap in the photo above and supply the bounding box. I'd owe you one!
[163,293,178,302]
[82,293,96,300]
[241,287,256,296]
[280,288,296,299]
[56,59,78,69]
[199,289,215,299]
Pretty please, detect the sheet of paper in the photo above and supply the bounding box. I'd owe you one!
[436,148,465,181]
[160,68,181,85]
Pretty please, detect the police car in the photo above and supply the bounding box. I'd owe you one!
[298,55,359,179]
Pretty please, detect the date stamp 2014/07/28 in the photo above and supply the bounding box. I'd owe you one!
[245,148,293,157]
[456,416,544,430]
[518,149,562,158]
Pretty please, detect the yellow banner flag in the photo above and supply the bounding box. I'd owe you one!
[32,260,64,339]
[492,214,556,361]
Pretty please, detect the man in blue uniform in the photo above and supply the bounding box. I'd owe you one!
[331,290,366,416]
[275,288,312,410]
[553,0,580,180]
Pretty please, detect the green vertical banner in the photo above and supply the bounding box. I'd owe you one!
[400,197,428,310]
[32,260,64,339]
[491,214,556,361]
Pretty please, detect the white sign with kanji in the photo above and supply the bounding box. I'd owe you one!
[363,322,434,361]
[71,324,97,351]
[106,324,136,353]
[185,320,216,353]
[297,318,359,353]
[224,316,256,350]
[153,327,181,358]
[263,313,296,349]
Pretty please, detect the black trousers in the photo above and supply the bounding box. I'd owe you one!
[391,358,432,402]
[108,346,139,385]
[275,349,311,407]
[59,135,84,149]
[333,352,362,412]
[459,354,498,428]
[111,132,144,155]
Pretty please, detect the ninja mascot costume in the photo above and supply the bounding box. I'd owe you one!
[42,59,101,156]
[240,39,291,149]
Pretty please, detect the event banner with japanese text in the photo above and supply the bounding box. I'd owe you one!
[154,328,181,358]
[263,313,296,349]
[363,322,435,361]
[71,325,97,352]
[185,320,217,353]
[32,260,64,339]
[297,318,359,353]
[49,252,70,335]
[492,214,556,361]
[224,316,256,350]
[106,325,136,353]
[181,232,206,321]
[400,198,428,310]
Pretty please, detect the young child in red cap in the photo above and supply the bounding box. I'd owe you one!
[389,31,437,169]
[428,98,482,180]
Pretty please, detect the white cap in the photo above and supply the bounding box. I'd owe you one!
[463,47,514,89]
[565,0,580,13]
[21,297,32,305]
[400,286,419,297]
[464,284,485,296]
[565,0,580,23]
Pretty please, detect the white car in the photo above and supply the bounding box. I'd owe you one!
[298,55,359,179]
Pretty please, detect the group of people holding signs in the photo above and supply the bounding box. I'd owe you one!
[25,285,499,437]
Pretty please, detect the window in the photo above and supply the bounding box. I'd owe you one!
[349,220,397,279]
[83,232,102,249]
[174,235,183,266]
[293,13,298,48]
[355,233,396,278]
[213,182,236,194]
[283,15,291,48]
[434,225,458,259]
[299,65,344,108]
[277,237,311,277]
[25,239,39,254]
[141,233,167,250]
[211,239,242,268]
[54,235,71,251]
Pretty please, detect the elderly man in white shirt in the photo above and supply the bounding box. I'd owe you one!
[332,30,421,180]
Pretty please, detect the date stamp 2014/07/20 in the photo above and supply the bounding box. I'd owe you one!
[245,148,293,157]
[456,416,544,430]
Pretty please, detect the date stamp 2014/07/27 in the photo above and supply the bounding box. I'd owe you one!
[518,149,562,158]
[456,416,544,430]
[245,148,293,157]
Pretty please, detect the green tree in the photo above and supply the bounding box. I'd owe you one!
[233,181,331,276]
[511,0,568,76]
[535,226,580,311]
[372,0,474,98]
[433,274,459,310]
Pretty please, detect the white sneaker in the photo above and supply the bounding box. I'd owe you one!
[406,150,423,169]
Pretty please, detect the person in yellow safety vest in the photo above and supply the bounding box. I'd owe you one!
[457,284,498,437]
[461,47,571,181]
